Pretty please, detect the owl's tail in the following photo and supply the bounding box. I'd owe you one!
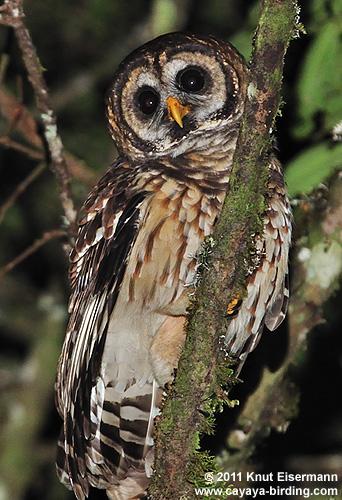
[98,377,162,499]
[56,377,162,499]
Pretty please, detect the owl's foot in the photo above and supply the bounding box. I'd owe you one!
[226,294,242,318]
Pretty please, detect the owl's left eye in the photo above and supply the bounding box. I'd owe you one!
[176,66,206,93]
[136,86,160,116]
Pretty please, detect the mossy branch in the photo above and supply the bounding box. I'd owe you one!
[149,1,299,498]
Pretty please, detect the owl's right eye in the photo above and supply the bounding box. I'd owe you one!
[136,86,160,116]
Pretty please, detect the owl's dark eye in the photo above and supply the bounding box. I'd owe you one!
[136,86,160,115]
[176,66,206,93]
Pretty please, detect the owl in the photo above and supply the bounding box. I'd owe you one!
[55,32,291,499]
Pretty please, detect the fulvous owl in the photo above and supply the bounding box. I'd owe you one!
[55,32,291,499]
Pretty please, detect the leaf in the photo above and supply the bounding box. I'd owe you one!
[229,31,252,60]
[332,0,342,16]
[294,20,342,138]
[310,0,333,29]
[285,142,342,196]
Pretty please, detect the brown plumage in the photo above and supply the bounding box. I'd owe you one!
[55,32,291,499]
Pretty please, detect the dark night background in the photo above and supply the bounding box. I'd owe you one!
[0,1,341,499]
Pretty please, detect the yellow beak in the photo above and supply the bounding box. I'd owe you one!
[166,96,190,128]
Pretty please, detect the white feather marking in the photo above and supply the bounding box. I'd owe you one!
[65,293,106,411]
[94,227,104,243]
[245,281,259,309]
[90,376,105,428]
[265,237,276,262]
[76,210,123,261]
[144,380,159,456]
[120,430,146,446]
[120,405,150,422]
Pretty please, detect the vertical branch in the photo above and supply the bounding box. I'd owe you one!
[0,0,77,234]
[150,1,299,498]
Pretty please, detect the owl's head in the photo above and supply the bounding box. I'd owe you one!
[107,32,247,159]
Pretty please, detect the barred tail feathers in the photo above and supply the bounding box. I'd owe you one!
[57,376,162,499]
[102,378,162,498]
[90,376,162,497]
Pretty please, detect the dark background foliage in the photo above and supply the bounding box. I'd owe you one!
[0,1,341,499]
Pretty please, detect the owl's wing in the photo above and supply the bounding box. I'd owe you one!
[225,157,292,372]
[55,159,147,498]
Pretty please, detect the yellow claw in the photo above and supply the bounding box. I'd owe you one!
[226,295,242,317]
[166,96,190,128]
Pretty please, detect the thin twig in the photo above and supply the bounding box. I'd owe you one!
[1,0,77,234]
[0,53,9,83]
[0,88,97,186]
[0,5,14,27]
[0,162,46,223]
[0,229,66,281]
[0,88,41,146]
[0,135,43,160]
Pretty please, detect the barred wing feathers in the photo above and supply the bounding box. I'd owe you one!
[55,160,148,499]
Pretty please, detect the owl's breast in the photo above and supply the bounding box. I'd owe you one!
[121,177,224,314]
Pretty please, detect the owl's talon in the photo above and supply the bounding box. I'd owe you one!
[226,295,242,318]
